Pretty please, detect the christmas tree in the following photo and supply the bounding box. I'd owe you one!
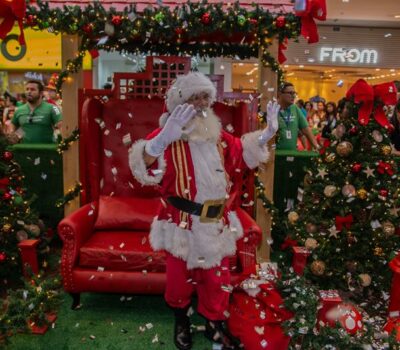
[283,79,400,296]
[0,134,49,287]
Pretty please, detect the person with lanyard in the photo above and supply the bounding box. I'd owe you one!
[10,80,62,143]
[276,82,319,151]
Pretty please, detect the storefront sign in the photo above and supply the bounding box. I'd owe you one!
[320,47,378,65]
[0,27,91,70]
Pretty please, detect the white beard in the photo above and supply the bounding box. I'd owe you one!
[183,108,221,143]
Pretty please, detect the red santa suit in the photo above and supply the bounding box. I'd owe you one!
[129,71,270,322]
[129,111,268,320]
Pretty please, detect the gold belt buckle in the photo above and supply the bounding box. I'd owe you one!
[200,199,226,223]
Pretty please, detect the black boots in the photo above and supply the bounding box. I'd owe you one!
[204,320,242,350]
[172,307,192,350]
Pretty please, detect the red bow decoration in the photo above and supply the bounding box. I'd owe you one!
[335,214,353,231]
[373,82,397,132]
[377,161,395,176]
[0,0,26,45]
[346,79,397,130]
[389,253,400,274]
[319,138,331,155]
[281,236,298,250]
[295,0,327,44]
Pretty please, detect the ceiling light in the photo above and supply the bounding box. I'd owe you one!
[394,15,400,18]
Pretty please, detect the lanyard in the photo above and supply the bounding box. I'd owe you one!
[280,109,292,128]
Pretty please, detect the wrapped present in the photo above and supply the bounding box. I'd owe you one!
[325,303,363,335]
[292,246,311,275]
[389,255,400,316]
[383,318,400,341]
[228,280,292,350]
[317,290,342,326]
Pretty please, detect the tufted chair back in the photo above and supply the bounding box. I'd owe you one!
[80,96,252,204]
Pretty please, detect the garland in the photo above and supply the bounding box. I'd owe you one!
[25,0,301,91]
[55,182,82,208]
[56,128,80,154]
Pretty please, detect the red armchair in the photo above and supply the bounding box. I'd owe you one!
[58,78,262,309]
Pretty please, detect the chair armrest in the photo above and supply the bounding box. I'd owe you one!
[235,207,262,274]
[58,202,98,268]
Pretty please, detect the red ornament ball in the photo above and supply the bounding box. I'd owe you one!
[351,163,362,173]
[0,252,6,263]
[349,126,358,135]
[111,15,122,26]
[3,192,12,201]
[326,303,363,335]
[275,16,286,28]
[3,151,13,161]
[82,23,94,34]
[175,27,184,35]
[201,12,211,25]
[379,189,389,197]
[25,14,37,26]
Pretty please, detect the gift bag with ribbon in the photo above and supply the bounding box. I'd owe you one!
[228,276,293,350]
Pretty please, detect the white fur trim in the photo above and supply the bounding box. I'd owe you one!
[166,72,216,113]
[241,130,270,169]
[128,139,166,186]
[150,213,243,269]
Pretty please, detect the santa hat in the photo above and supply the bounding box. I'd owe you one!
[166,72,216,113]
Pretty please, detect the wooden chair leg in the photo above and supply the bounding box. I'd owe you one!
[70,293,81,310]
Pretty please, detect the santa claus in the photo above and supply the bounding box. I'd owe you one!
[129,72,280,350]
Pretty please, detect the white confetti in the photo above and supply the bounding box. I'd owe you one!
[34,157,40,165]
[122,133,132,146]
[104,149,113,157]
[111,167,118,175]
[97,266,105,272]
[41,173,47,180]
[145,323,153,330]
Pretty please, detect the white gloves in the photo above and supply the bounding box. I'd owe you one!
[258,101,280,146]
[145,104,197,157]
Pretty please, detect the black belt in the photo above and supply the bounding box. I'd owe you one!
[167,196,226,223]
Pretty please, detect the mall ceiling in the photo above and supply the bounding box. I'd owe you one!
[326,0,400,28]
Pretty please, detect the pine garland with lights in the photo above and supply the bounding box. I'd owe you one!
[0,135,50,285]
[57,128,80,154]
[26,0,301,91]
[55,182,82,208]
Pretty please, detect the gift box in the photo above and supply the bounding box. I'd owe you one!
[292,246,311,275]
[317,290,342,326]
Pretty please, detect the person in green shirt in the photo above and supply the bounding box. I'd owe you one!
[276,82,319,151]
[10,80,62,144]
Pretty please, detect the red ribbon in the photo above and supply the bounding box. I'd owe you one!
[346,79,398,129]
[389,254,400,274]
[278,38,288,64]
[295,0,327,44]
[377,161,394,176]
[281,236,298,250]
[335,214,353,231]
[0,0,26,45]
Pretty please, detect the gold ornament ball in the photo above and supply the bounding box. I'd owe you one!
[16,230,28,241]
[304,173,313,188]
[324,185,337,198]
[288,211,299,224]
[325,153,336,163]
[2,223,12,232]
[306,223,318,233]
[305,238,318,250]
[374,247,384,256]
[372,130,383,143]
[357,188,368,200]
[310,260,326,276]
[382,221,395,236]
[381,145,391,156]
[342,184,356,197]
[25,224,41,236]
[336,141,353,157]
[359,273,372,287]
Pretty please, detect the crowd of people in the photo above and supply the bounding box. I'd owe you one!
[0,76,62,144]
[277,82,400,155]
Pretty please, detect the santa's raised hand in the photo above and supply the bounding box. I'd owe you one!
[258,101,280,146]
[145,104,197,157]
